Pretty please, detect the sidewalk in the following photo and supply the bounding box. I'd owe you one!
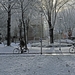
[0,41,72,54]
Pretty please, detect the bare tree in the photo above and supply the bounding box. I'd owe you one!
[38,0,71,43]
[0,0,18,46]
[56,6,75,37]
[0,7,7,36]
[15,0,35,53]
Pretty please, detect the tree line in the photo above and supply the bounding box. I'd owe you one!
[0,0,75,49]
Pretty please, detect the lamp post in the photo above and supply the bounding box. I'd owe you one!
[59,18,62,50]
[40,13,43,54]
[40,0,43,54]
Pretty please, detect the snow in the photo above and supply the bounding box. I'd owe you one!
[56,39,75,44]
[0,41,75,75]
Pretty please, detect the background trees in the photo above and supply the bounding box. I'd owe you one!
[54,0,75,38]
[0,0,18,46]
[0,7,7,37]
[32,0,70,43]
[0,0,75,46]
[36,0,72,43]
[15,0,37,50]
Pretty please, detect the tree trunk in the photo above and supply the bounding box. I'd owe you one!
[7,0,11,46]
[26,25,28,44]
[23,22,27,50]
[19,20,23,53]
[49,25,54,43]
[50,28,53,43]
[48,12,54,43]
[26,19,29,44]
[21,1,27,50]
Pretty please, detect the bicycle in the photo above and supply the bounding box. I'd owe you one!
[69,44,75,53]
[13,44,29,54]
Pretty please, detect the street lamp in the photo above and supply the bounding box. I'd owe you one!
[59,18,62,50]
[40,13,43,54]
[40,0,43,54]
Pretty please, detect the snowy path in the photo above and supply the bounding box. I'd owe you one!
[0,46,73,55]
[0,43,75,75]
[0,55,75,75]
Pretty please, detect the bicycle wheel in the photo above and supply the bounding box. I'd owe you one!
[69,47,75,53]
[13,48,20,53]
[23,48,29,53]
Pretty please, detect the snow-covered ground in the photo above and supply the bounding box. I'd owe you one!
[0,42,71,54]
[0,54,75,75]
[0,40,75,75]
